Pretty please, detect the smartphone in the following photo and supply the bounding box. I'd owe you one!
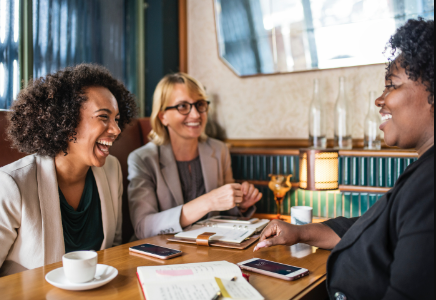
[237,258,309,281]
[208,216,260,224]
[129,244,182,260]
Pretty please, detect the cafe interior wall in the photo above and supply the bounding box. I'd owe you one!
[187,0,387,140]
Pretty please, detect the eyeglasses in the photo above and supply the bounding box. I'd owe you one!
[165,100,210,115]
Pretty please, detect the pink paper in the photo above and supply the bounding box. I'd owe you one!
[156,269,194,276]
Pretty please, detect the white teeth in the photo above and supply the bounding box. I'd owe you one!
[382,115,392,122]
[186,123,200,126]
[97,140,113,147]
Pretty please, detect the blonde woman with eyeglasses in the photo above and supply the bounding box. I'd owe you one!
[127,73,262,239]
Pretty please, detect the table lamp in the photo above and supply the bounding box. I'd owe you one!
[299,149,339,191]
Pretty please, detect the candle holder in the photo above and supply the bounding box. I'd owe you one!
[268,174,292,220]
[299,149,339,191]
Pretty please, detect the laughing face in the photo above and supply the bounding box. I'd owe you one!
[159,83,208,142]
[67,86,121,168]
[375,62,434,149]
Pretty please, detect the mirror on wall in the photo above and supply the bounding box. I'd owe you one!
[213,0,434,76]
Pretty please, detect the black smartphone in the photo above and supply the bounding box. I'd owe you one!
[238,258,309,281]
[129,244,182,260]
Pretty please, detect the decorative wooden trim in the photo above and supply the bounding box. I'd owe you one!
[136,0,146,118]
[230,147,417,158]
[238,63,386,78]
[226,139,397,149]
[230,148,300,156]
[227,139,313,149]
[236,180,300,188]
[339,185,391,194]
[178,0,188,73]
[338,149,418,158]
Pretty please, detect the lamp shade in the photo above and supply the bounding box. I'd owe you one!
[299,149,339,191]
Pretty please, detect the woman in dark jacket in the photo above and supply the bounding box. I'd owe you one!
[254,18,434,300]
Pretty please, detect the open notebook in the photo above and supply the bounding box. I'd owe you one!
[136,261,264,300]
[173,219,270,244]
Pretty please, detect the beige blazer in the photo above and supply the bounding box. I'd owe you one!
[0,155,123,277]
[128,138,255,240]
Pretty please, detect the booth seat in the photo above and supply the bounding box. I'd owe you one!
[0,110,152,243]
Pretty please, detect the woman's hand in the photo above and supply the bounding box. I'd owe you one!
[253,220,302,252]
[206,184,244,211]
[253,220,342,252]
[239,182,263,211]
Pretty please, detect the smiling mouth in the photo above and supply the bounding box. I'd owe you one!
[185,122,201,127]
[381,115,392,122]
[96,140,113,156]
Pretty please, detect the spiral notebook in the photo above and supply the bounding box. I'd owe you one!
[136,261,264,300]
[168,219,269,249]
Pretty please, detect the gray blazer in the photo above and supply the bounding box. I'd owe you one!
[128,138,252,240]
[0,155,123,277]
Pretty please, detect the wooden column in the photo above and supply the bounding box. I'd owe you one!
[179,0,188,73]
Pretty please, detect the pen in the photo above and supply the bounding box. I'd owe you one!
[211,291,222,300]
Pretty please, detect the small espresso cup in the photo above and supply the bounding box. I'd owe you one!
[291,206,313,225]
[62,251,98,283]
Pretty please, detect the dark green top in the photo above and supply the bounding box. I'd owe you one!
[59,169,104,253]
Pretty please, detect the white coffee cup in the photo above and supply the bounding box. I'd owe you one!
[291,206,313,225]
[62,251,98,283]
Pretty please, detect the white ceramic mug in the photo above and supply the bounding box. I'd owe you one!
[62,251,98,283]
[291,206,313,225]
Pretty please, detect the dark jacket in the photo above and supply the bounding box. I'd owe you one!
[324,146,434,300]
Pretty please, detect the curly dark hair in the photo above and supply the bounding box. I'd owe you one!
[385,17,434,106]
[7,64,137,157]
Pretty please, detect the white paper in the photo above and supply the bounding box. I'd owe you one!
[138,261,242,284]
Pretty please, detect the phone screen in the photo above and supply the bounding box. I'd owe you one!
[243,259,302,275]
[130,244,181,257]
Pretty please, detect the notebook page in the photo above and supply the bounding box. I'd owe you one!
[197,219,270,233]
[215,277,264,300]
[137,261,243,285]
[142,277,264,300]
[142,278,221,300]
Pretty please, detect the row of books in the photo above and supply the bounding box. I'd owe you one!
[254,187,385,218]
[338,156,418,187]
[231,154,299,182]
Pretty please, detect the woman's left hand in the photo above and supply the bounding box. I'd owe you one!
[238,182,262,211]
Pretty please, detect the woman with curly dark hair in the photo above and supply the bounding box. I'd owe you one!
[254,18,434,300]
[0,64,137,277]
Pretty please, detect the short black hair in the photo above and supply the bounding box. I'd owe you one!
[8,64,137,157]
[386,17,434,106]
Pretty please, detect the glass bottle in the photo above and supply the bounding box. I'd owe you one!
[364,91,382,150]
[334,77,353,149]
[309,79,327,149]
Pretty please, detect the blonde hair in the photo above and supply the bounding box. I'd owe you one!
[149,73,209,145]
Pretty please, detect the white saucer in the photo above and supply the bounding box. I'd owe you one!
[45,264,118,291]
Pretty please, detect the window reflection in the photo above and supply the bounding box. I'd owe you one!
[0,0,20,109]
[214,0,435,76]
[32,0,138,96]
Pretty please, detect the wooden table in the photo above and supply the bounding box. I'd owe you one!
[0,235,330,300]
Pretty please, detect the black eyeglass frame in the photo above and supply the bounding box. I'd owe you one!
[165,100,211,115]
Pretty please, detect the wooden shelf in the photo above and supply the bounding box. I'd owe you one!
[339,185,391,193]
[230,146,417,158]
[254,214,329,223]
[235,179,300,188]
